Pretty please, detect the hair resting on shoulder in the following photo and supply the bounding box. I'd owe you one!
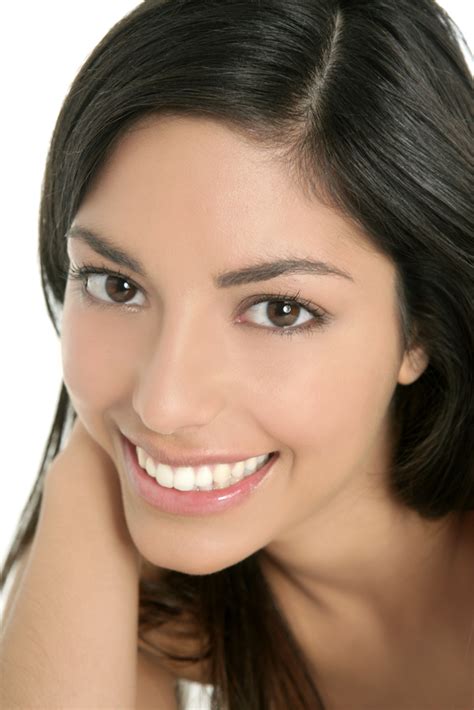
[2,1,473,707]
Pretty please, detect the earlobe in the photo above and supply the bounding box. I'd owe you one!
[397,345,430,385]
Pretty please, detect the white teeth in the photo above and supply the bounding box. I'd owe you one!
[195,465,213,488]
[154,461,174,488]
[213,463,232,488]
[244,455,259,475]
[135,446,272,491]
[137,447,147,468]
[230,460,246,481]
[173,466,195,491]
[145,457,156,478]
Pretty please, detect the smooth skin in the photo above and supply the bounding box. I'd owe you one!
[2,115,473,708]
[1,418,179,708]
[2,419,141,706]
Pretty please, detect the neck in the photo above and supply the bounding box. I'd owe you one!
[263,490,467,614]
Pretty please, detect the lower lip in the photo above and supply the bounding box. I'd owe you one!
[122,436,279,516]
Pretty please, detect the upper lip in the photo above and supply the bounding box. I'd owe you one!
[123,434,274,468]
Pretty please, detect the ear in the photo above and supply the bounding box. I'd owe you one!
[397,344,430,385]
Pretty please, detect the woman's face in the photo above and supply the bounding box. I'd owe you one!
[61,116,427,574]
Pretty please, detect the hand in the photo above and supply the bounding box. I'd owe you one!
[43,414,141,574]
[47,414,117,481]
[2,413,141,707]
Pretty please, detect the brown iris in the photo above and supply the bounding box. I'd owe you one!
[103,276,137,303]
[266,301,301,327]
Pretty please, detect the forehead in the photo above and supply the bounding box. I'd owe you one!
[75,115,388,284]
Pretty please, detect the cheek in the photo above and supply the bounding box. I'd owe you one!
[60,302,138,414]
[246,324,399,463]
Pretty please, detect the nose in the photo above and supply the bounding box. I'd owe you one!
[132,302,227,435]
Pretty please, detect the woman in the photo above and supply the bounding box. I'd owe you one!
[1,0,472,708]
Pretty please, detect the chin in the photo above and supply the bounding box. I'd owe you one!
[131,528,258,577]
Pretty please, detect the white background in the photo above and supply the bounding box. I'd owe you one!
[1,1,472,574]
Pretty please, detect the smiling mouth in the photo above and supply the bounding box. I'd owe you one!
[134,443,277,492]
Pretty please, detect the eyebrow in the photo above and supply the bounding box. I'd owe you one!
[66,225,354,287]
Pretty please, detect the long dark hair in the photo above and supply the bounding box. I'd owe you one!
[2,1,472,707]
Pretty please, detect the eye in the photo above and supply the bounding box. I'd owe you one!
[237,291,331,338]
[67,264,331,338]
[67,263,146,309]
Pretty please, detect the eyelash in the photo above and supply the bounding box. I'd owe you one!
[66,262,331,338]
